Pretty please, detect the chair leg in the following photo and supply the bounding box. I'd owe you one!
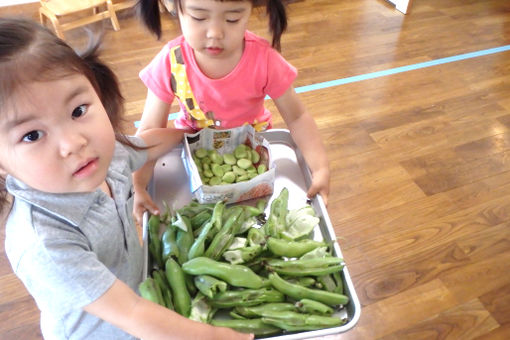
[39,8,45,25]
[39,7,65,40]
[51,17,65,39]
[106,0,121,31]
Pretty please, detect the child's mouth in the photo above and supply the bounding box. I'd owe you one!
[206,47,223,55]
[73,158,98,178]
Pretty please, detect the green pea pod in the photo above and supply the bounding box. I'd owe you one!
[161,285,174,310]
[138,277,165,307]
[185,273,198,296]
[256,198,267,212]
[236,215,257,235]
[192,218,212,239]
[148,215,163,268]
[161,226,179,263]
[182,257,263,289]
[261,311,345,331]
[153,270,174,310]
[194,275,228,298]
[263,188,289,237]
[272,265,345,277]
[165,258,191,317]
[300,246,329,260]
[190,210,212,229]
[260,277,272,288]
[267,237,325,258]
[266,257,343,271]
[176,215,194,265]
[208,288,285,308]
[176,229,193,264]
[317,274,337,292]
[286,276,316,287]
[177,201,214,219]
[332,271,344,295]
[152,270,166,290]
[266,257,343,272]
[204,206,243,259]
[187,220,214,260]
[171,211,189,232]
[210,318,280,336]
[234,302,297,318]
[241,204,264,217]
[276,188,289,223]
[269,273,349,306]
[211,200,226,231]
[152,269,174,310]
[189,292,217,324]
[295,298,334,315]
[229,311,248,320]
[247,227,266,247]
[223,245,263,265]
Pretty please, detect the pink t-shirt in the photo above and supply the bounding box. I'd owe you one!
[139,31,297,131]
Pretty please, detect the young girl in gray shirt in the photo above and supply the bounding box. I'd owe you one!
[0,17,252,340]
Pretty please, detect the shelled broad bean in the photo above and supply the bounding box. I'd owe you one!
[193,144,268,185]
[140,188,350,337]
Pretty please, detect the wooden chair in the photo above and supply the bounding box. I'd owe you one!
[112,0,137,12]
[39,0,121,40]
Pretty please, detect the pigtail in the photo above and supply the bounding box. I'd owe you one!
[266,0,287,51]
[136,0,163,39]
[80,39,124,127]
[79,34,142,149]
[0,177,10,215]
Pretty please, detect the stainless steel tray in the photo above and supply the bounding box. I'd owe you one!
[142,129,361,339]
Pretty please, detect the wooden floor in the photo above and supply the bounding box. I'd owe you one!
[2,0,510,339]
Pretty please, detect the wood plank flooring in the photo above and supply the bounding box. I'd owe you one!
[1,0,510,339]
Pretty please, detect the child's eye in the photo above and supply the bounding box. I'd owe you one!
[72,104,87,119]
[191,16,206,21]
[22,130,44,143]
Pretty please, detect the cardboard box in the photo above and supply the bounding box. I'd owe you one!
[181,125,275,204]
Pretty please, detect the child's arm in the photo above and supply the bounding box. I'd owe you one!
[133,90,174,224]
[133,125,185,223]
[138,127,185,165]
[84,279,253,340]
[273,86,330,205]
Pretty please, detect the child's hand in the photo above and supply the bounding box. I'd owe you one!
[133,187,160,224]
[307,167,330,206]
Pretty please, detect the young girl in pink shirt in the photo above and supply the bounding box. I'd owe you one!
[133,0,330,222]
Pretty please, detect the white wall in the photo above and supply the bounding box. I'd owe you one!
[0,0,38,7]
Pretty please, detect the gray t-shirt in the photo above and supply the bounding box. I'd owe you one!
[5,137,147,339]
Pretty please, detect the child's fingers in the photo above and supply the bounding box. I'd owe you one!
[307,178,323,198]
[144,200,160,216]
[133,192,160,224]
[307,178,329,206]
[307,185,319,199]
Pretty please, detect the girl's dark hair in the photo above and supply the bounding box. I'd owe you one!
[137,0,287,51]
[0,17,134,212]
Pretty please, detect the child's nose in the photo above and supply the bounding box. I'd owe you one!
[206,21,224,40]
[59,132,87,157]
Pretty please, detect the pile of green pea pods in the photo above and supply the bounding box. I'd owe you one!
[192,144,268,185]
[140,188,349,337]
